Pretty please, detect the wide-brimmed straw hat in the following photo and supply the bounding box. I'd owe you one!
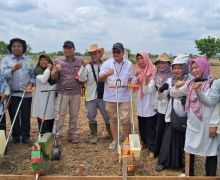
[87,44,104,55]
[155,53,170,64]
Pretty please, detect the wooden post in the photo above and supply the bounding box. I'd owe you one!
[185,152,190,176]
[122,157,128,180]
[79,165,85,176]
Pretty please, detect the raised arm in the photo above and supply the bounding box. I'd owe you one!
[170,82,187,97]
[78,65,88,82]
[36,68,51,84]
[98,62,114,82]
[143,79,156,94]
[197,79,220,106]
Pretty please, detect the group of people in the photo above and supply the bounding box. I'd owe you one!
[0,38,220,176]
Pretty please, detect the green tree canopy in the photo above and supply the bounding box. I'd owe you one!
[195,36,220,59]
[0,41,8,54]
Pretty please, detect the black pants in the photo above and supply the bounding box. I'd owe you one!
[0,114,6,131]
[189,154,217,176]
[37,117,54,135]
[138,115,157,152]
[154,113,166,157]
[8,96,32,141]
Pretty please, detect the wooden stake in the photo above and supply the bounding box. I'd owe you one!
[122,157,127,180]
[79,165,85,176]
[185,152,190,176]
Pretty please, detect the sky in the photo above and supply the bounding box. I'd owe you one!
[0,0,220,55]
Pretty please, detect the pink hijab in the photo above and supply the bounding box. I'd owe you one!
[185,58,212,121]
[135,51,156,99]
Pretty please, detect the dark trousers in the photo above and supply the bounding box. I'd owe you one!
[0,114,6,131]
[37,117,54,135]
[138,114,157,152]
[190,154,217,176]
[8,96,32,141]
[154,113,166,157]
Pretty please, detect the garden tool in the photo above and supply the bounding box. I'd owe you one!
[108,84,139,155]
[128,87,141,160]
[2,89,29,156]
[51,87,73,160]
[31,90,54,177]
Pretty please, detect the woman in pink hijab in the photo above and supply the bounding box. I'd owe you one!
[134,51,157,155]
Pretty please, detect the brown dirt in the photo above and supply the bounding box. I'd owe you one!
[0,66,220,176]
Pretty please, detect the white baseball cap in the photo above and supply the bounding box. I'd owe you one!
[172,54,190,65]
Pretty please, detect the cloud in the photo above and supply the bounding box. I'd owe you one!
[0,0,37,12]
[0,0,220,54]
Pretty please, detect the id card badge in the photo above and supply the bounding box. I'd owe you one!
[116,79,121,87]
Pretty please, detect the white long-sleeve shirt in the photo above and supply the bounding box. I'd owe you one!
[32,69,56,120]
[197,78,220,134]
[78,63,100,102]
[134,79,157,117]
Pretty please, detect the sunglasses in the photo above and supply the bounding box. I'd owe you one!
[112,50,121,55]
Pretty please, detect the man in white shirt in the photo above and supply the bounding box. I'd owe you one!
[99,42,134,149]
[78,44,110,144]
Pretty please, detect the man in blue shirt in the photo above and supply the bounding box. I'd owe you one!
[1,38,35,144]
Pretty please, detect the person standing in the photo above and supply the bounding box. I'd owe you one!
[133,52,157,155]
[155,55,190,172]
[99,42,134,149]
[79,44,111,144]
[32,55,56,135]
[1,38,35,144]
[51,41,82,144]
[154,53,172,157]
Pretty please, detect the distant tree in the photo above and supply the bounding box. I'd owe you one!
[195,36,220,59]
[75,51,83,56]
[84,52,89,56]
[125,48,131,58]
[57,51,64,56]
[25,44,32,55]
[0,41,8,54]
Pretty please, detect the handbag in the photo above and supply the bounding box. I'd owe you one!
[170,97,187,132]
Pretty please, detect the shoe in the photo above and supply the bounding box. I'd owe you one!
[22,138,33,145]
[155,164,165,172]
[109,141,117,149]
[104,123,112,139]
[89,122,98,144]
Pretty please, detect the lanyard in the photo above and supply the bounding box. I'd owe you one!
[114,61,124,78]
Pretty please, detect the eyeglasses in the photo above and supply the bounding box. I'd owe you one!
[113,50,121,55]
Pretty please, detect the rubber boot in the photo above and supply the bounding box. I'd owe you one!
[89,122,97,144]
[105,122,112,139]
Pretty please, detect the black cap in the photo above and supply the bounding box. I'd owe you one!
[7,38,27,54]
[112,42,124,51]
[63,41,75,48]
